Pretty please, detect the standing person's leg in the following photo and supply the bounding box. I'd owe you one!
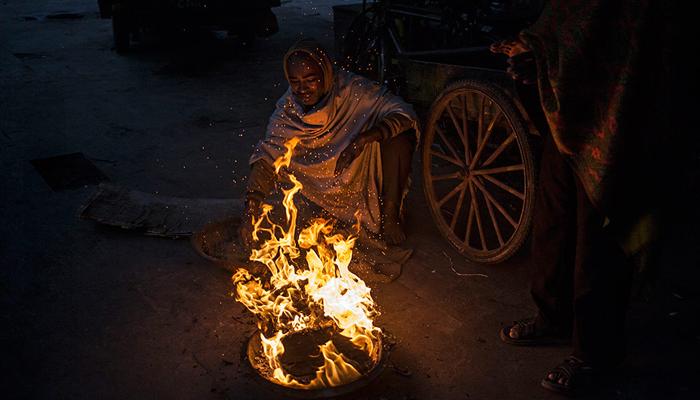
[540,158,633,396]
[529,134,577,335]
[380,130,416,245]
[571,177,633,367]
[502,133,576,343]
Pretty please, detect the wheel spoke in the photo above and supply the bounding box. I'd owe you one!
[482,182,505,246]
[438,180,468,208]
[472,164,524,175]
[468,181,487,250]
[481,173,525,200]
[450,184,467,230]
[461,94,471,166]
[472,177,518,228]
[470,109,502,169]
[430,149,464,167]
[431,171,462,181]
[477,95,485,146]
[481,132,516,167]
[465,194,475,244]
[435,125,462,165]
[445,102,467,154]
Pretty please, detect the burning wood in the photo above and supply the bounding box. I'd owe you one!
[232,138,383,390]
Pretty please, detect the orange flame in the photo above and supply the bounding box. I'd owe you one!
[273,136,301,174]
[353,210,362,234]
[233,137,381,389]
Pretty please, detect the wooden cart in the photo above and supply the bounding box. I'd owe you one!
[337,0,546,263]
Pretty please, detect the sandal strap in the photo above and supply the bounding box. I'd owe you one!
[551,356,594,380]
[511,318,538,338]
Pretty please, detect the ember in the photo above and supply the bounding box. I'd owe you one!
[232,138,383,390]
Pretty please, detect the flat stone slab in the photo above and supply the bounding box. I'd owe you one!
[79,183,243,237]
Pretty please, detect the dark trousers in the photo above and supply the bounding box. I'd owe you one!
[380,130,416,209]
[530,133,633,367]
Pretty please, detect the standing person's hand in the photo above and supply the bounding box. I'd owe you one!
[506,52,537,85]
[489,38,530,58]
[490,38,536,85]
[334,128,383,176]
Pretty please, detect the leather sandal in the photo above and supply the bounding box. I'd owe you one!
[541,356,596,396]
[499,317,570,346]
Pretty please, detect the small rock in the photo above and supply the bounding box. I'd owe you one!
[392,363,412,377]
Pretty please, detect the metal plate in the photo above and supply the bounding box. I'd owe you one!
[246,331,388,399]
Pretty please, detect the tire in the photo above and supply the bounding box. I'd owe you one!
[422,79,536,264]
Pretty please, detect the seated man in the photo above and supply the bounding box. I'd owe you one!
[239,39,419,248]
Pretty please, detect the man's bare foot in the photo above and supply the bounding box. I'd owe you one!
[382,217,406,245]
[382,201,406,245]
[489,38,530,57]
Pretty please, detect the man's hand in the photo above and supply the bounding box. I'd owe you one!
[334,128,383,176]
[334,138,365,176]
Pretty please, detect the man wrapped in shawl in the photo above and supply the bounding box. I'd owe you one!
[240,39,419,247]
[491,0,669,396]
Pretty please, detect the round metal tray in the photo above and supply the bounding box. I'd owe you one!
[246,331,387,399]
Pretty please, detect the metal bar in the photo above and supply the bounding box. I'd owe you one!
[386,7,442,21]
[396,46,490,58]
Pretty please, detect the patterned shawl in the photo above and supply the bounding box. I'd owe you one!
[520,0,667,226]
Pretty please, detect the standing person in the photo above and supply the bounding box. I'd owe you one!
[239,39,419,249]
[491,0,668,396]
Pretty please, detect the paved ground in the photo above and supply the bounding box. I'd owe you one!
[1,1,698,399]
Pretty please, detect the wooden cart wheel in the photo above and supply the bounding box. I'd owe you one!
[422,80,535,264]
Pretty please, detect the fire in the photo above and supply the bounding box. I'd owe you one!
[232,138,382,389]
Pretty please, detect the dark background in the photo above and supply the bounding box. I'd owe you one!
[1,1,697,399]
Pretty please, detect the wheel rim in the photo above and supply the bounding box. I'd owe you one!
[423,84,533,262]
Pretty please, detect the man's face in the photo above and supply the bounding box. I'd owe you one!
[287,55,324,108]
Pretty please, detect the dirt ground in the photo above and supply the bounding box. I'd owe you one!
[1,1,698,399]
